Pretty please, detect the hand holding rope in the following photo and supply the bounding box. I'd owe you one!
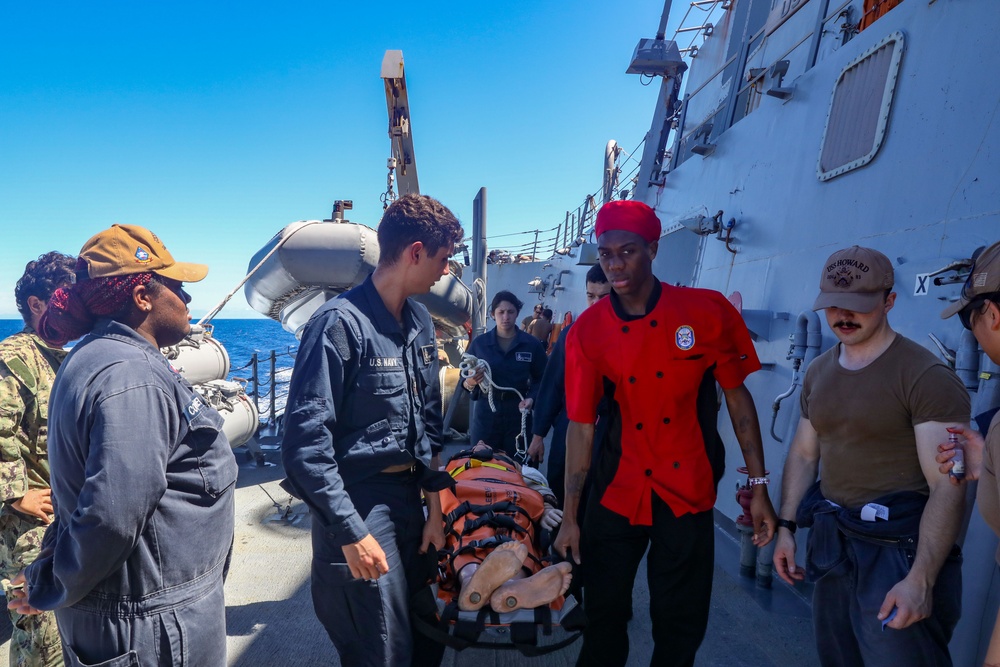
[459,353,531,461]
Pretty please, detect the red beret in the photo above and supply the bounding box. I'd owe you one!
[594,200,661,243]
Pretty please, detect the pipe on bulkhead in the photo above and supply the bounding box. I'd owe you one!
[956,330,982,391]
[973,353,1000,420]
[769,368,799,443]
[756,311,822,588]
[769,311,823,442]
[552,270,573,294]
[970,355,1000,478]
[794,311,823,367]
[734,467,759,580]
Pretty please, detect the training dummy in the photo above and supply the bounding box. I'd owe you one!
[438,443,572,613]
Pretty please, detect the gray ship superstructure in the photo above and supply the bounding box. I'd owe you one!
[484,0,1000,664]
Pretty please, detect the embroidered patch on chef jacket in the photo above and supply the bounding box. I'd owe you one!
[675,325,695,350]
[420,345,436,364]
[516,352,532,362]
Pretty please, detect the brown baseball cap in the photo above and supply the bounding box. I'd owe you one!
[812,245,894,312]
[79,224,208,282]
[941,240,1000,319]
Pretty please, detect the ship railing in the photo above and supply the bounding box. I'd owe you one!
[487,137,647,261]
[230,347,298,432]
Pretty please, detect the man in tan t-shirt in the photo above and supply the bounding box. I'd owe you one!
[772,246,970,667]
[937,239,1000,667]
[522,304,542,332]
[527,308,554,351]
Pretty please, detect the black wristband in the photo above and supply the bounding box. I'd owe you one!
[777,518,797,534]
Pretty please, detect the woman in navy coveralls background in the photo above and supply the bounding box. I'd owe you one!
[464,291,547,459]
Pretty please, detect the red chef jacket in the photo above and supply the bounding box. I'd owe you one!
[565,282,760,525]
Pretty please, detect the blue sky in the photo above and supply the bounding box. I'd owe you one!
[0,0,672,318]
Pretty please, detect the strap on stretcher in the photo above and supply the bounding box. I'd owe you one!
[410,593,585,657]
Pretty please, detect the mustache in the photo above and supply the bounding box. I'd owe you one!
[834,321,861,329]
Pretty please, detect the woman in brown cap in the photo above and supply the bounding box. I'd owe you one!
[7,224,237,667]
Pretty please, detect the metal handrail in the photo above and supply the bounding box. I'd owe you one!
[232,348,298,428]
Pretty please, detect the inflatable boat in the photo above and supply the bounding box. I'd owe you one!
[244,219,474,339]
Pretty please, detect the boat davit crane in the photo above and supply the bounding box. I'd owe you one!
[381,50,420,201]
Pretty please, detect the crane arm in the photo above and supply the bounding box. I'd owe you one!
[381,50,420,196]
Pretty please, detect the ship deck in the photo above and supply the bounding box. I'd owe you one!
[0,440,818,666]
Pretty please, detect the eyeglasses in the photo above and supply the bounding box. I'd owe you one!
[155,277,190,302]
[958,292,999,330]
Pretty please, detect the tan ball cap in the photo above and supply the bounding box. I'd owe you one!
[79,224,208,282]
[940,240,1000,319]
[812,245,894,313]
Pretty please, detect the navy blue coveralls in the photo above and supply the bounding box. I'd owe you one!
[531,326,570,506]
[466,328,546,458]
[533,325,614,514]
[26,320,237,667]
[281,276,447,667]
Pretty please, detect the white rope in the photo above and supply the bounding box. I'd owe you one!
[459,353,530,460]
[197,220,325,326]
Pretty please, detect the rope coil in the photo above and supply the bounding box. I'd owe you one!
[460,353,530,460]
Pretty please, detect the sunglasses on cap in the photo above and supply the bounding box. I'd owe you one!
[959,292,999,330]
[960,269,979,301]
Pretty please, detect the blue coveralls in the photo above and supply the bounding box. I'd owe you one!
[25,320,237,667]
[532,325,615,514]
[466,328,546,458]
[531,326,570,506]
[281,276,447,667]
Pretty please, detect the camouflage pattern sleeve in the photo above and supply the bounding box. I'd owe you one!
[0,368,29,502]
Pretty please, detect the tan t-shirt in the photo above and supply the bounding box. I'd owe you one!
[801,334,971,509]
[977,411,1000,564]
[527,318,553,345]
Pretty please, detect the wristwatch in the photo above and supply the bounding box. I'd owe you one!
[777,518,797,534]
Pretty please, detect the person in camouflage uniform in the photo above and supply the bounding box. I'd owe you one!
[0,252,76,667]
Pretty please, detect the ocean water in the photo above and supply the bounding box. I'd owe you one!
[0,318,299,380]
[204,319,299,377]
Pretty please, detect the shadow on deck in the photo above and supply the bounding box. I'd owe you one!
[0,443,817,666]
[223,444,818,666]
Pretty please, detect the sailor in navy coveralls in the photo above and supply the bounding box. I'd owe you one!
[464,290,546,459]
[281,194,465,667]
[10,224,236,667]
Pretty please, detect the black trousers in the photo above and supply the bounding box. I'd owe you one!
[577,493,715,667]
